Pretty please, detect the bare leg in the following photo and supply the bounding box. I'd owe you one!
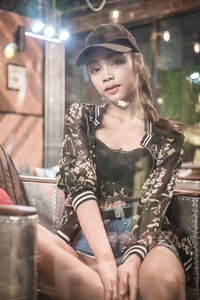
[37,224,104,300]
[138,246,186,300]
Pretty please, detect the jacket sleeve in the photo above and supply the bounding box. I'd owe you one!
[57,103,97,211]
[122,136,184,262]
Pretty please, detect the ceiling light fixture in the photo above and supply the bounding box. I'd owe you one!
[25,23,70,43]
[25,31,61,43]
[25,0,70,43]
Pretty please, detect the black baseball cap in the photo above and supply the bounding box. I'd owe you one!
[76,23,141,66]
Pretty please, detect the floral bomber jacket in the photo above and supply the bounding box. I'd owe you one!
[56,103,193,268]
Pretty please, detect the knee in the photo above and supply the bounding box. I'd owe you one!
[67,269,105,300]
[139,261,185,288]
[158,270,185,288]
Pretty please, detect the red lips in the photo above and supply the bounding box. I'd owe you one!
[105,84,120,94]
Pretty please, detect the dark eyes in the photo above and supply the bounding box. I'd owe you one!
[88,57,125,74]
[89,67,100,74]
[112,58,124,65]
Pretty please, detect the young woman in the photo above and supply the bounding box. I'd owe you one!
[39,24,193,300]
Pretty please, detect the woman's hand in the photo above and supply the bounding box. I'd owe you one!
[97,258,119,300]
[76,200,120,299]
[118,255,141,300]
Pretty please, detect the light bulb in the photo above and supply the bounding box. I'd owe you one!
[194,43,200,54]
[44,26,55,37]
[163,31,170,42]
[4,43,17,59]
[32,21,45,33]
[59,30,70,41]
[112,10,119,19]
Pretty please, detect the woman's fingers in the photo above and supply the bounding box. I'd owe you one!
[118,269,128,298]
[118,266,129,300]
[104,280,119,300]
[128,275,138,300]
[104,285,112,300]
[118,255,141,300]
[97,261,119,300]
[112,281,119,300]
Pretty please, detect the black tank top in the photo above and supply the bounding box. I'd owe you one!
[95,138,152,206]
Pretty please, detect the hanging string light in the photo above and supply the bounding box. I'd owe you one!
[162,31,170,42]
[112,10,119,19]
[85,0,107,12]
[194,42,200,54]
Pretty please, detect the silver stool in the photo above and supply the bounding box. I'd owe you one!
[0,205,38,300]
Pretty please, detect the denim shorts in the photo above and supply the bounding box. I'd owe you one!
[73,205,181,265]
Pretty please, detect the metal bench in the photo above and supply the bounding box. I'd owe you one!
[20,176,200,300]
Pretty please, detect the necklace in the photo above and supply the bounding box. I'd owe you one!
[115,100,130,108]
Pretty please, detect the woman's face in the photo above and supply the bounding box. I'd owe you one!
[87,48,139,104]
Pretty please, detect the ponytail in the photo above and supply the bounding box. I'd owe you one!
[137,63,184,139]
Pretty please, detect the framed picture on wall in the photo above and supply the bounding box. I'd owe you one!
[6,63,27,91]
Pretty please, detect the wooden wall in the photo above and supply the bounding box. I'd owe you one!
[0,8,43,174]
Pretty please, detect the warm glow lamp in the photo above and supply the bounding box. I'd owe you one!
[4,43,17,59]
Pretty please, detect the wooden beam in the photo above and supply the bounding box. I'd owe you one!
[62,0,200,34]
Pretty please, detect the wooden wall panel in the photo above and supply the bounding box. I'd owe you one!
[0,113,43,173]
[0,9,43,173]
[0,9,43,115]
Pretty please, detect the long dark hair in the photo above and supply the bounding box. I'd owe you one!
[138,64,184,139]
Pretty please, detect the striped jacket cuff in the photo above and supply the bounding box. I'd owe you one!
[72,190,97,211]
[123,245,148,262]
[57,230,71,244]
